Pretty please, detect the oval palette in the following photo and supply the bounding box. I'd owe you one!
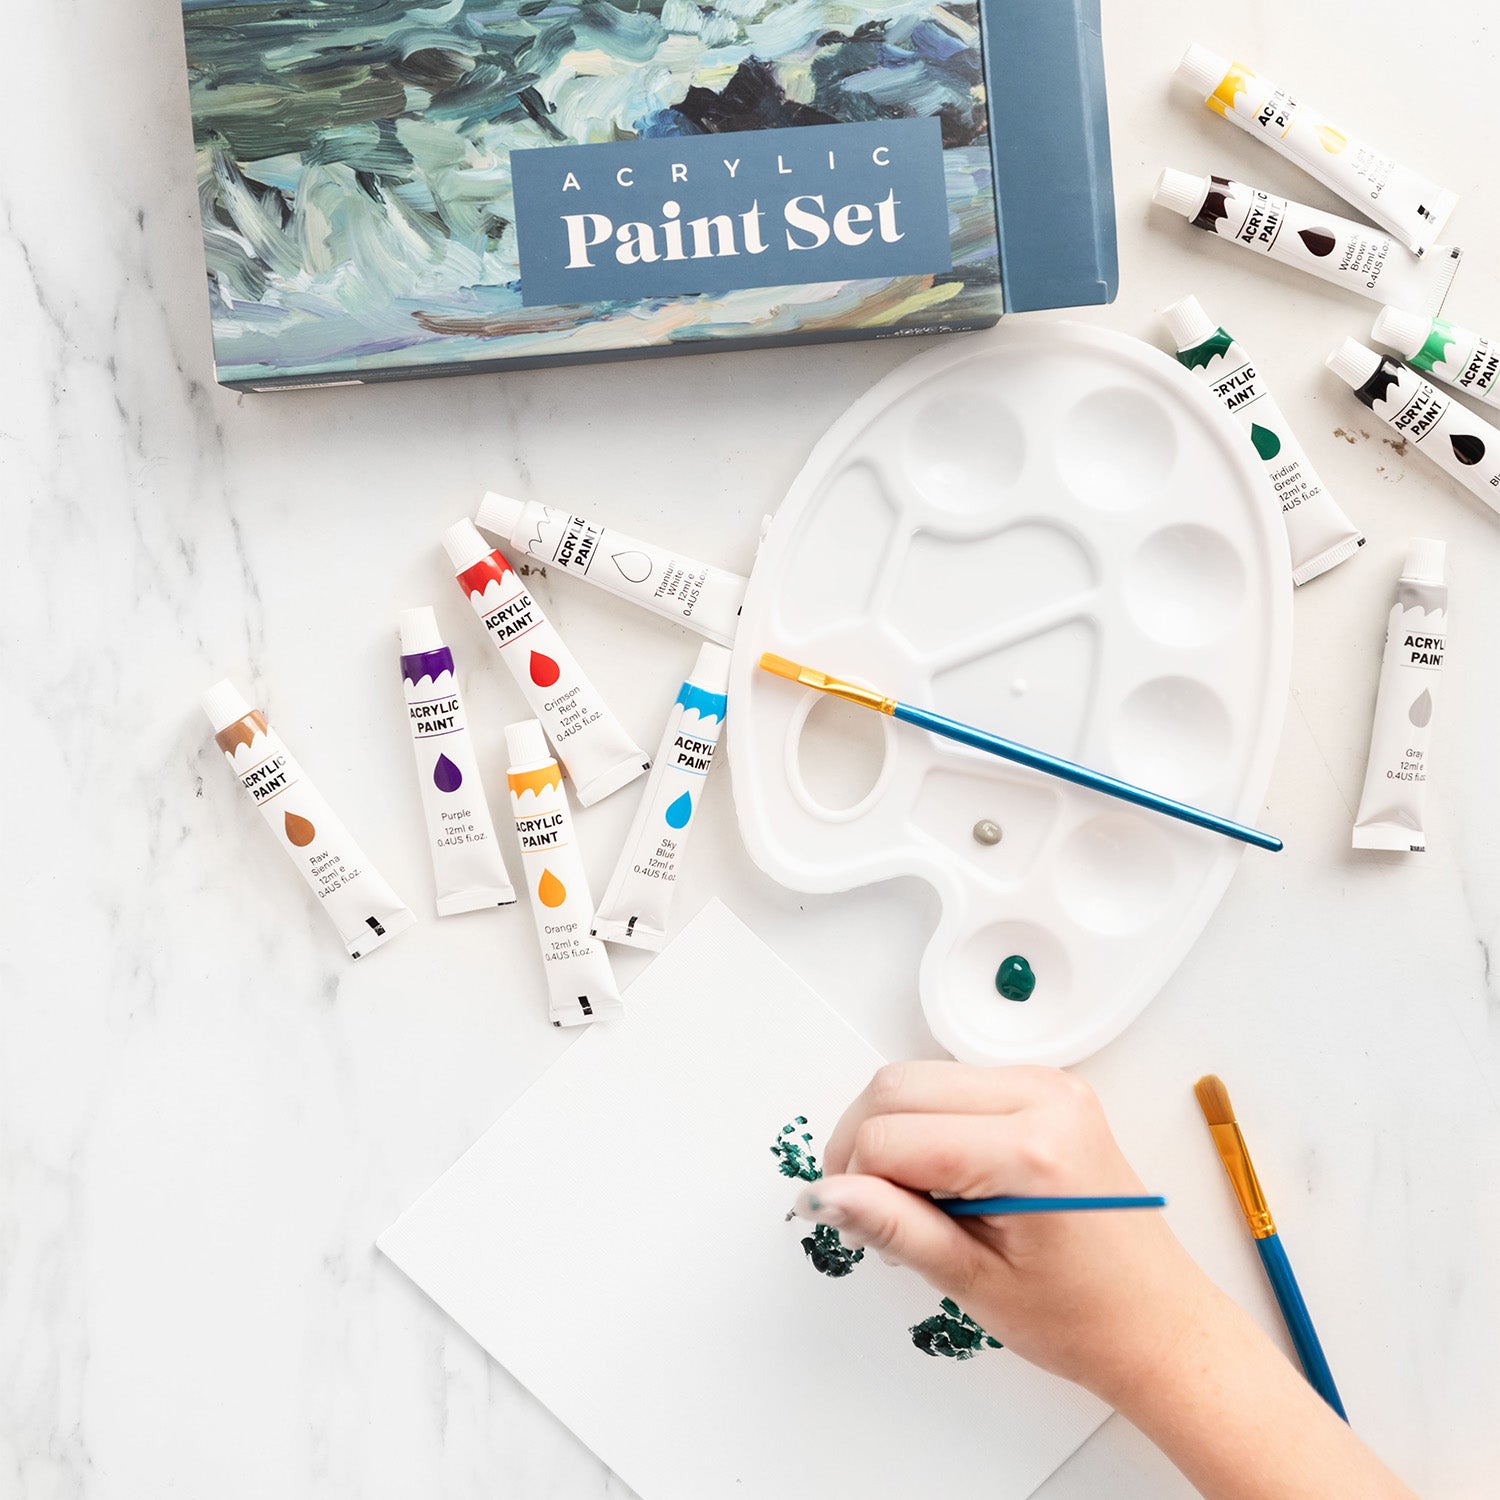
[729,322,1291,1065]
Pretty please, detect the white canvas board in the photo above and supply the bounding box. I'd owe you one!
[379,900,1108,1499]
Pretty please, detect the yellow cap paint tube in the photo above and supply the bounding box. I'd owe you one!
[1152,169,1460,316]
[398,606,516,915]
[505,718,622,1027]
[203,679,415,958]
[592,642,730,951]
[1372,308,1500,412]
[1326,340,1500,515]
[475,493,748,647]
[1176,43,1458,255]
[1161,295,1362,585]
[1351,542,1447,852]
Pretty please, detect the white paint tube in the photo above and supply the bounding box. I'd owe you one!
[398,606,516,915]
[443,518,649,806]
[1352,541,1448,852]
[1152,169,1461,315]
[1326,340,1500,516]
[505,719,622,1027]
[1372,308,1500,412]
[1177,44,1457,254]
[475,493,747,647]
[592,643,730,950]
[1161,294,1362,584]
[203,679,415,958]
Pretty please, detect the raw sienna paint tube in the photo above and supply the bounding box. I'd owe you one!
[1352,540,1447,852]
[476,492,748,647]
[593,642,730,950]
[1326,340,1500,515]
[398,606,516,915]
[1371,308,1500,412]
[505,717,622,1027]
[1161,294,1362,584]
[1176,43,1457,255]
[443,518,649,806]
[203,679,414,958]
[1152,169,1460,315]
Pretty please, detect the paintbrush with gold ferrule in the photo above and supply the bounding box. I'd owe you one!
[1194,1074,1347,1420]
[757,654,1282,852]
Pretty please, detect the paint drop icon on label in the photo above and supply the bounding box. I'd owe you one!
[538,868,567,908]
[1409,689,1433,728]
[530,651,561,687]
[284,811,317,847]
[664,791,693,829]
[1250,423,1282,461]
[433,753,463,793]
[611,550,652,584]
[1450,433,1485,466]
[1298,227,1336,257]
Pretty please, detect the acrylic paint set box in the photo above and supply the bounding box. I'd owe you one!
[178,0,1117,391]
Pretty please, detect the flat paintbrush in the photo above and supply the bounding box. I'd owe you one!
[758,654,1282,852]
[1194,1074,1347,1420]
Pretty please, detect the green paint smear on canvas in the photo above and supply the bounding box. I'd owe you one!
[909,1297,1004,1359]
[770,1118,864,1278]
[801,1222,864,1277]
[771,1116,821,1182]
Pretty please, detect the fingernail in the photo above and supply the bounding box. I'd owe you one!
[795,1184,849,1227]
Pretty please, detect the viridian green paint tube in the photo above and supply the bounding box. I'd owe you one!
[1372,308,1500,412]
[1162,295,1362,584]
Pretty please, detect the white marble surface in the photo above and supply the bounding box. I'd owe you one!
[3,1,1498,1495]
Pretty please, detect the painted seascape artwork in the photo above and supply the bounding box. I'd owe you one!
[180,0,1004,387]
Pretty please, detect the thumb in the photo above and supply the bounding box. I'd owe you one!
[795,1174,988,1294]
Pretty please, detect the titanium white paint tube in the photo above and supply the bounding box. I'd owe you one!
[1352,541,1448,852]
[1152,169,1460,315]
[1177,44,1458,254]
[505,718,622,1027]
[203,679,415,958]
[1372,308,1500,411]
[443,518,649,805]
[398,606,515,915]
[1326,340,1500,516]
[592,643,730,950]
[1161,294,1362,584]
[475,493,747,646]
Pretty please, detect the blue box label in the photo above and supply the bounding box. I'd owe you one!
[511,119,952,307]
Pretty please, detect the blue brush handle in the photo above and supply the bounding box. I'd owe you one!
[1255,1232,1347,1421]
[937,1195,1166,1217]
[891,702,1282,852]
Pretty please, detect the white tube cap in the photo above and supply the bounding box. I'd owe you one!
[476,492,526,540]
[202,678,253,732]
[1371,307,1432,361]
[442,517,492,572]
[688,642,732,695]
[397,605,443,654]
[505,717,551,769]
[1177,42,1231,99]
[1153,168,1209,221]
[1326,338,1385,390]
[1402,537,1446,585]
[1159,294,1219,354]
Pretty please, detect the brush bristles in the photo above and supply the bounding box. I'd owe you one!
[1193,1074,1236,1127]
[759,653,807,682]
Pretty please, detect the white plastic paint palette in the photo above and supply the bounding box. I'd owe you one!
[729,322,1290,1065]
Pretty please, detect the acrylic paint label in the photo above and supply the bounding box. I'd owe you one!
[511,120,951,306]
[1364,368,1500,497]
[1413,322,1500,401]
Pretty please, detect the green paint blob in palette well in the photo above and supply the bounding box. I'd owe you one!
[995,954,1036,1002]
[909,1298,1004,1359]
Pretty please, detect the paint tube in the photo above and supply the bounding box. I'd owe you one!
[1161,295,1362,584]
[592,643,730,950]
[475,493,747,647]
[1152,170,1460,316]
[1325,340,1500,516]
[1352,541,1447,851]
[1176,44,1457,254]
[505,718,622,1027]
[398,607,516,916]
[202,679,414,958]
[1372,308,1500,412]
[443,518,649,806]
